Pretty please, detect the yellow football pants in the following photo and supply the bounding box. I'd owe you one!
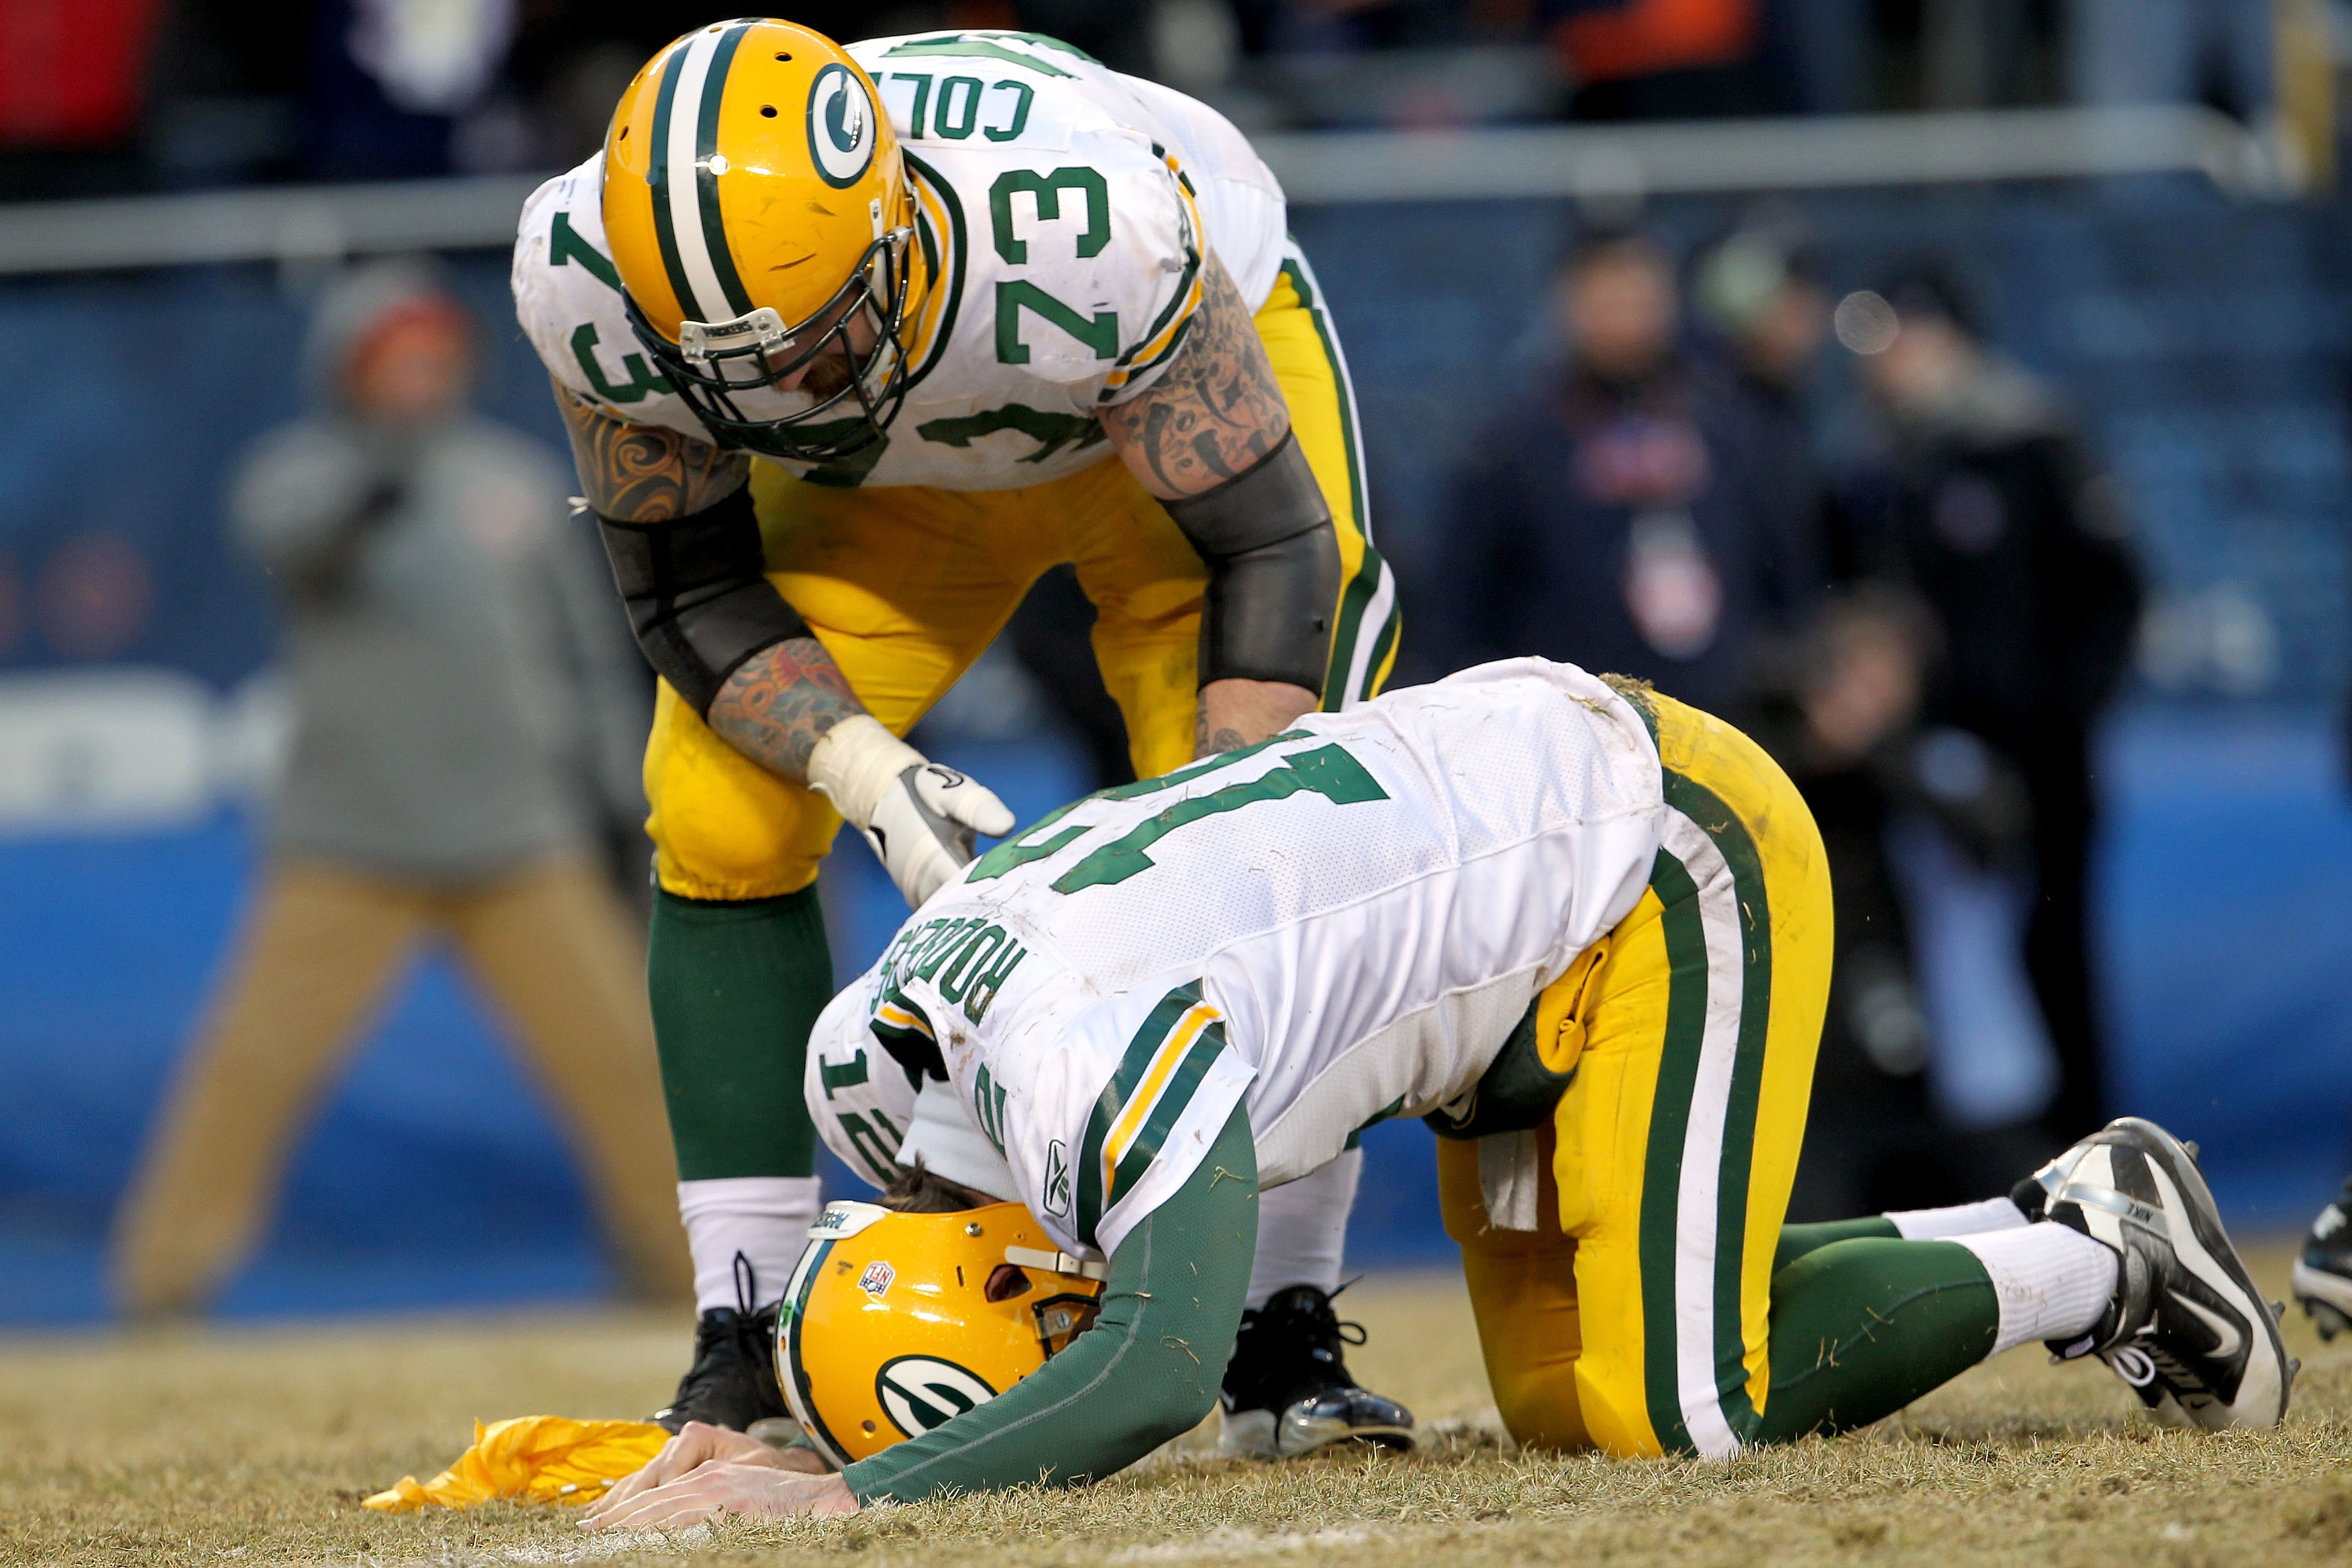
[1440,687,1833,1458]
[645,251,1400,901]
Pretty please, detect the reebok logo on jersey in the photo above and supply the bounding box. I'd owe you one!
[1042,1140,1071,1218]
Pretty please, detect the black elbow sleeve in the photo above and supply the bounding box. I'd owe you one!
[1163,430,1341,693]
[594,485,808,717]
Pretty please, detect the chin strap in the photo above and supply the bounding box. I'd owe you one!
[1002,1245,1112,1282]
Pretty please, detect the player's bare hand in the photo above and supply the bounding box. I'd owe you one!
[581,1422,779,1522]
[580,1461,858,1529]
[769,1443,834,1474]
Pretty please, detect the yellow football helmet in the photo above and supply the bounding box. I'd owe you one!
[602,18,921,462]
[777,1200,1107,1467]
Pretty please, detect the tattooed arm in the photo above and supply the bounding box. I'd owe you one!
[1098,258,1320,756]
[1100,255,1290,501]
[554,379,750,521]
[553,380,864,783]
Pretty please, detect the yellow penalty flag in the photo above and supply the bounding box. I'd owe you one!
[364,1415,670,1512]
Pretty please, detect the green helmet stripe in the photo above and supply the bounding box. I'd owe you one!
[644,39,699,325]
[781,1237,855,1467]
[693,21,758,319]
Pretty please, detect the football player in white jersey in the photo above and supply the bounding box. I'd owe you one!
[578,660,2288,1525]
[509,20,1402,1445]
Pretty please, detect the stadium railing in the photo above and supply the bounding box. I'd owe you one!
[0,103,2298,277]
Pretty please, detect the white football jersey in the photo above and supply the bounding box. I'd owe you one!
[807,660,1668,1261]
[510,30,1288,490]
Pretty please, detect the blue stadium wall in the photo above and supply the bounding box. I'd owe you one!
[1,174,2347,1324]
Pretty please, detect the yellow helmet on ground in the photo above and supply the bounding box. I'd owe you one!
[777,1199,1107,1467]
[602,18,921,462]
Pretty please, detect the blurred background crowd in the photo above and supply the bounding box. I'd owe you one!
[0,0,2325,195]
[2,0,2348,1322]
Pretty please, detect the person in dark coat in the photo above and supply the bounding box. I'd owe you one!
[1840,267,2143,1145]
[1433,230,1821,722]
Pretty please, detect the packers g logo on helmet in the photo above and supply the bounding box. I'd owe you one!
[806,63,875,188]
[875,1355,995,1438]
[601,19,922,464]
[778,1200,1106,1467]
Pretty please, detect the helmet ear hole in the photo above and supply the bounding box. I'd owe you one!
[984,1265,1032,1302]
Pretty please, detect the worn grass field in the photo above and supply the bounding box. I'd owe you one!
[6,1245,2349,1568]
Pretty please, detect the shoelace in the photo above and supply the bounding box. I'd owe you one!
[1259,1287,1369,1363]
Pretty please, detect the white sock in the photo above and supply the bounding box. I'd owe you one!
[1954,1221,2118,1355]
[1886,1195,2031,1240]
[676,1176,823,1313]
[1247,1146,1362,1310]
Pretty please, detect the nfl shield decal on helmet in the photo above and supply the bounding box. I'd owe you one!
[877,1355,998,1438]
[808,62,875,188]
[859,1259,896,1297]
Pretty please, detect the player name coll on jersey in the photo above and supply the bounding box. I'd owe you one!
[807,659,1671,1261]
[510,29,1289,490]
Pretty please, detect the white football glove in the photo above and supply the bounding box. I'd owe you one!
[807,715,1015,909]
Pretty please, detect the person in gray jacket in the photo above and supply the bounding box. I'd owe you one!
[112,261,688,1315]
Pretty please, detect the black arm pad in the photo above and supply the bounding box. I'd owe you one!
[595,484,809,717]
[1163,430,1341,692]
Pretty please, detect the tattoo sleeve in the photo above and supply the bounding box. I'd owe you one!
[552,378,750,522]
[550,379,865,784]
[1100,256,1291,501]
[707,637,865,783]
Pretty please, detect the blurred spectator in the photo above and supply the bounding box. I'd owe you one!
[109,261,686,1317]
[1692,221,1947,1214]
[1431,229,1821,719]
[1838,265,2142,1147]
[1692,217,1833,557]
[1694,220,1833,406]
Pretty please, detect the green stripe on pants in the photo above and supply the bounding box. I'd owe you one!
[1663,768,1778,1446]
[1639,843,1709,1456]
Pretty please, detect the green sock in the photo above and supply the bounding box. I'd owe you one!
[1755,1238,2000,1444]
[647,886,829,1180]
[1773,1216,1901,1273]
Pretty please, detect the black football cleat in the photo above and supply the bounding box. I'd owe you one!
[651,1255,789,1434]
[2030,1118,2292,1431]
[2291,1176,2352,1341]
[1219,1284,1417,1458]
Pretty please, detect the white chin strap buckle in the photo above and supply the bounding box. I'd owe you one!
[1003,1244,1110,1282]
[679,306,793,366]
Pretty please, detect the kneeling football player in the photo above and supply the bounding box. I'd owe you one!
[583,659,2292,1528]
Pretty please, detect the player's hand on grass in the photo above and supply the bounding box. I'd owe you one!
[580,1455,857,1529]
[809,715,1014,909]
[582,1421,778,1522]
